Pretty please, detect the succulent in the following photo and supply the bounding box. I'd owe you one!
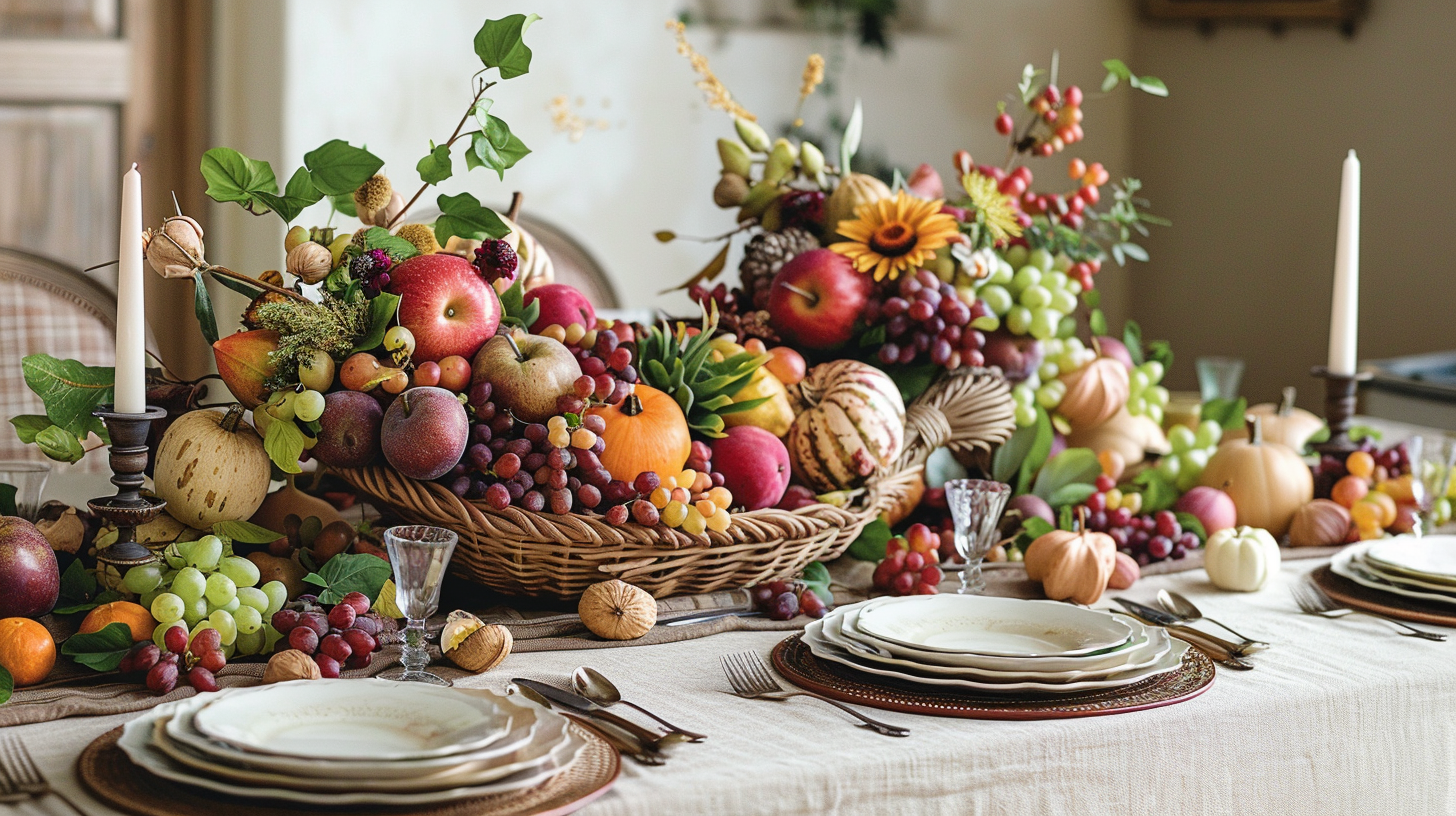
[635,303,770,438]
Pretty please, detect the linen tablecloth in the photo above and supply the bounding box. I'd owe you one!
[7,558,1456,816]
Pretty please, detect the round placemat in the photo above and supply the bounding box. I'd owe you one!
[771,634,1214,720]
[77,722,619,816]
[1311,565,1456,627]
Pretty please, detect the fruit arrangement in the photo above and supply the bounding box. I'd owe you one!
[870,524,945,596]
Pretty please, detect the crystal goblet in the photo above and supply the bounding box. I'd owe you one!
[0,461,50,521]
[1408,435,1456,537]
[944,479,1012,594]
[380,525,457,685]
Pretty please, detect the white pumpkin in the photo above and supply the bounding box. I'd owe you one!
[155,405,272,528]
[786,360,906,491]
[1204,525,1281,592]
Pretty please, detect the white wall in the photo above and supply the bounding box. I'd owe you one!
[210,0,1135,324]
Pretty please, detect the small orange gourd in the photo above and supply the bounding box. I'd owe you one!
[1057,350,1130,431]
[1236,387,1325,452]
[586,384,692,485]
[1023,517,1117,605]
[1198,416,1313,538]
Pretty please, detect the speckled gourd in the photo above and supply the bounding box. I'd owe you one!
[154,405,271,528]
[785,360,905,491]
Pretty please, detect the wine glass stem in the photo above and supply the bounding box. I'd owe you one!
[960,558,986,595]
[402,617,429,675]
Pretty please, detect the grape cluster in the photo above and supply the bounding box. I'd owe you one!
[974,246,1086,342]
[1158,421,1223,491]
[125,535,289,661]
[541,320,638,408]
[270,592,383,677]
[622,444,734,535]
[872,524,945,596]
[119,626,227,695]
[1010,336,1097,426]
[1126,359,1171,426]
[1078,475,1197,566]
[864,269,987,369]
[749,579,828,621]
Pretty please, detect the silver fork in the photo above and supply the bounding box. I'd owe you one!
[0,733,88,815]
[1291,580,1447,641]
[719,651,910,737]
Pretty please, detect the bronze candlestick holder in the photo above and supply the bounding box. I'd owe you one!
[89,405,167,567]
[1310,365,1373,458]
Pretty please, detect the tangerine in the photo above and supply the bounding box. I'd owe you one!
[79,601,155,643]
[0,617,56,686]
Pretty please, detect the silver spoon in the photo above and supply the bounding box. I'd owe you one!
[1157,589,1270,653]
[572,667,707,742]
[510,682,666,765]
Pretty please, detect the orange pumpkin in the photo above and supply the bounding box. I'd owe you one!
[586,385,692,485]
[1057,354,1129,431]
[1023,526,1117,605]
[1198,416,1312,538]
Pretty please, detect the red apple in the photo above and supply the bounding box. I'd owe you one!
[386,254,500,363]
[710,426,791,510]
[212,330,279,409]
[0,517,58,618]
[1175,486,1237,535]
[905,163,945,200]
[524,283,596,333]
[767,249,871,350]
[470,333,583,423]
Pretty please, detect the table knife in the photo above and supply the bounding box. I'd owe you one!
[510,683,665,765]
[1110,598,1255,670]
[511,678,688,747]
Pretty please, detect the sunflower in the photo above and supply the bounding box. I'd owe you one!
[961,171,1023,244]
[829,191,960,282]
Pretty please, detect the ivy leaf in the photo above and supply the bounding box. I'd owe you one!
[362,227,419,261]
[303,140,384,197]
[1147,340,1174,371]
[53,559,121,613]
[263,420,306,474]
[1201,397,1249,432]
[252,167,324,224]
[839,98,863,175]
[470,125,530,180]
[302,552,392,606]
[21,354,113,438]
[212,519,282,545]
[1122,320,1144,366]
[1048,482,1098,508]
[434,192,510,245]
[330,192,358,218]
[416,142,453,185]
[60,622,134,672]
[1175,512,1207,544]
[846,516,892,561]
[200,148,277,209]
[192,269,219,345]
[10,415,51,444]
[474,13,541,79]
[351,292,401,354]
[497,277,539,330]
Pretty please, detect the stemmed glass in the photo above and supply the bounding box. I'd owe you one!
[380,525,457,685]
[944,479,1012,594]
[0,461,51,521]
[1408,435,1456,537]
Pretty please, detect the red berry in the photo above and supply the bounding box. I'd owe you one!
[196,648,226,673]
[994,113,1014,135]
[344,651,372,671]
[1064,85,1083,106]
[891,571,916,596]
[320,633,353,662]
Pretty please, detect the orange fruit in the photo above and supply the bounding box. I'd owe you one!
[79,601,155,643]
[0,617,56,687]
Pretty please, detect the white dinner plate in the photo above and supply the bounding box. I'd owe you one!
[164,688,539,779]
[820,612,1170,682]
[1365,536,1456,586]
[118,703,584,806]
[191,679,513,761]
[1357,554,1456,595]
[803,618,1188,693]
[854,594,1132,657]
[1332,544,1456,608]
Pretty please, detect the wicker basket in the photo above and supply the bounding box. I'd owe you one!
[333,367,1015,600]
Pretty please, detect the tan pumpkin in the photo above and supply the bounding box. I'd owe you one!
[1233,387,1324,451]
[1065,407,1170,466]
[785,360,906,492]
[1057,354,1130,431]
[1287,499,1353,547]
[1023,526,1117,605]
[155,405,272,528]
[1198,416,1313,538]
[824,172,892,241]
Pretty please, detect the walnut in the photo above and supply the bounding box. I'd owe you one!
[578,580,657,640]
[441,611,512,673]
[286,242,332,284]
[263,649,322,683]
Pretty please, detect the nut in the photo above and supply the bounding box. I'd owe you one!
[713,172,749,208]
[442,611,512,673]
[143,214,205,279]
[263,649,322,683]
[578,580,657,641]
[286,241,333,284]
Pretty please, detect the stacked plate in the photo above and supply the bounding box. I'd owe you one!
[803,594,1189,693]
[117,679,587,806]
[1332,536,1456,607]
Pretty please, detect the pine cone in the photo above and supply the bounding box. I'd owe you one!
[738,227,819,310]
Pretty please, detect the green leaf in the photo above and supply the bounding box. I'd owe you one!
[263,419,306,474]
[801,560,833,604]
[1201,397,1249,432]
[57,558,95,607]
[1175,512,1207,544]
[847,516,893,561]
[858,325,888,348]
[470,123,531,181]
[200,147,277,208]
[351,292,401,354]
[1349,424,1383,443]
[0,484,14,517]
[1118,242,1149,262]
[1130,469,1178,513]
[252,166,324,224]
[473,13,541,79]
[1101,58,1133,92]
[362,227,419,261]
[303,140,384,197]
[21,354,113,438]
[302,552,392,605]
[1089,308,1107,338]
[1083,289,1102,309]
[212,519,282,544]
[0,665,11,705]
[887,362,939,404]
[1147,340,1174,371]
[60,622,134,672]
[1048,482,1098,508]
[1122,320,1144,366]
[434,192,510,245]
[330,192,358,218]
[1017,407,1056,494]
[1032,448,1103,505]
[192,269,219,345]
[10,415,51,444]
[416,142,453,185]
[35,426,84,463]
[839,98,863,174]
[1135,76,1169,97]
[209,270,266,299]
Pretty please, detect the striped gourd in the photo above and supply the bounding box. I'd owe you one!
[786,360,905,491]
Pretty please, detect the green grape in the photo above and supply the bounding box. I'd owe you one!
[269,390,298,422]
[222,641,236,659]
[1176,464,1201,493]
[1013,384,1035,407]
[1006,306,1033,335]
[234,605,263,635]
[1142,360,1165,383]
[1027,248,1054,272]
[260,581,288,616]
[1004,244,1029,269]
[971,314,1000,332]
[1168,424,1196,454]
[122,564,162,595]
[294,389,326,422]
[1131,369,1151,392]
[1050,289,1079,314]
[1195,420,1223,449]
[188,535,223,571]
[1128,396,1148,416]
[1014,403,1038,427]
[204,572,237,606]
[977,284,1013,316]
[1155,454,1182,480]
[1051,253,1073,273]
[236,586,270,613]
[1045,270,1069,291]
[1038,361,1060,381]
[1010,266,1042,295]
[150,592,185,624]
[1043,338,1065,357]
[190,620,215,640]
[174,539,196,564]
[1020,284,1052,309]
[1147,385,1170,408]
[1183,447,1210,473]
[1055,315,1077,339]
[183,597,209,628]
[171,567,206,602]
[263,624,285,653]
[235,627,265,656]
[1028,308,1060,340]
[139,588,161,612]
[218,555,261,588]
[1065,337,1086,356]
[208,610,238,646]
[1035,381,1066,410]
[1146,404,1164,426]
[153,621,185,649]
[1066,278,1083,296]
[219,597,241,614]
[989,259,1015,285]
[161,568,178,585]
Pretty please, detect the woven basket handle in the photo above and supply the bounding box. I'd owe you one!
[895,367,1016,474]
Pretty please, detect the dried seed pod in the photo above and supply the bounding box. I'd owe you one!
[578,580,657,640]
[396,223,440,254]
[713,172,749,208]
[144,214,206,279]
[353,174,392,217]
[286,242,333,284]
[441,611,512,673]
